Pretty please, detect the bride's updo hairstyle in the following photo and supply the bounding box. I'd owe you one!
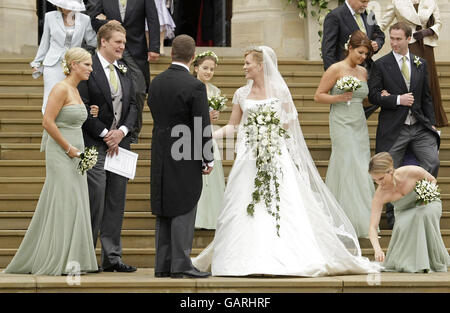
[368,152,394,174]
[62,47,91,76]
[244,47,263,65]
[344,30,374,59]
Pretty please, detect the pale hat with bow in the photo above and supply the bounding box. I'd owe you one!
[47,0,86,11]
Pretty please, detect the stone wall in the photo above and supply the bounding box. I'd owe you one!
[0,0,37,56]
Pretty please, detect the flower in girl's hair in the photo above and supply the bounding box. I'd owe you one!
[62,59,70,76]
[194,50,219,65]
[344,35,352,51]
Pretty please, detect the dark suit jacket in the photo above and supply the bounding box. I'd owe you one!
[86,0,160,88]
[79,53,138,150]
[148,64,213,218]
[322,4,385,71]
[368,52,440,153]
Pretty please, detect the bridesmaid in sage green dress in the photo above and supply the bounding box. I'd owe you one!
[314,30,375,238]
[368,152,450,272]
[193,51,226,229]
[3,48,98,275]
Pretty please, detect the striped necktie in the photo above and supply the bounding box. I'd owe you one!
[108,64,118,92]
[120,0,127,7]
[401,56,410,82]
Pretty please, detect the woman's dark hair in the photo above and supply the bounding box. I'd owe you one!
[344,30,374,59]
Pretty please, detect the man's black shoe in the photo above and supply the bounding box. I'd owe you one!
[170,268,211,279]
[155,271,171,278]
[103,262,137,273]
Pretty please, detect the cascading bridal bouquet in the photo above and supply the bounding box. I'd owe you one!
[336,76,362,105]
[77,146,98,175]
[243,100,290,237]
[415,179,441,205]
[208,94,228,111]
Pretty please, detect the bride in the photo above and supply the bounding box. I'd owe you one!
[192,46,381,277]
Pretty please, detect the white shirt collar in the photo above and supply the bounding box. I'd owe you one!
[345,0,356,16]
[172,61,190,72]
[97,51,119,70]
[393,50,410,63]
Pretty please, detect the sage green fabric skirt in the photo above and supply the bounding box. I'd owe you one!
[384,191,450,273]
[3,104,98,275]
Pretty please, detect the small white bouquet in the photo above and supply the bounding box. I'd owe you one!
[208,95,228,111]
[336,76,362,105]
[77,146,98,175]
[415,179,440,205]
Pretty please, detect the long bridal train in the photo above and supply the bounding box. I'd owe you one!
[192,46,382,277]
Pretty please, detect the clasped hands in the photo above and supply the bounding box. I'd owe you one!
[104,129,124,156]
[89,105,124,155]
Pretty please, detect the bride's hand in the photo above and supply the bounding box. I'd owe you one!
[338,92,353,103]
[374,248,385,262]
[90,105,99,118]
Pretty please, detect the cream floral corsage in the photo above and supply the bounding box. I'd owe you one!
[118,64,128,74]
[414,56,422,68]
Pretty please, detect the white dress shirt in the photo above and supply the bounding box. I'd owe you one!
[97,51,129,137]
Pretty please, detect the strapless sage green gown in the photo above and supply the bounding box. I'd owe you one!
[3,104,98,275]
[384,191,450,273]
[325,81,374,238]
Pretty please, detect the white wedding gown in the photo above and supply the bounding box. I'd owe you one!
[192,95,382,277]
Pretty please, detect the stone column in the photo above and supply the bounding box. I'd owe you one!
[0,0,37,56]
[231,0,306,58]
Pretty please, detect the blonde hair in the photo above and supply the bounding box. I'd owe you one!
[63,47,91,76]
[368,152,394,174]
[244,48,263,64]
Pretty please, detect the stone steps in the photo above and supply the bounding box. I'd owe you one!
[3,157,450,178]
[0,193,149,212]
[0,117,423,135]
[5,80,450,99]
[0,229,448,252]
[3,142,450,162]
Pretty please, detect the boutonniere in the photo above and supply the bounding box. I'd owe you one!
[414,56,422,68]
[118,64,128,74]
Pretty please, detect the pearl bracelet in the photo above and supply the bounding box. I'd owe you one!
[65,144,72,154]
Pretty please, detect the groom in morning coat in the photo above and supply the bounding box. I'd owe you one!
[148,35,214,279]
[79,22,138,272]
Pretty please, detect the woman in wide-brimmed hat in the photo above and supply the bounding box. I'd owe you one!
[31,0,97,114]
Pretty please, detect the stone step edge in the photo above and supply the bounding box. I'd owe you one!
[0,229,448,236]
[0,247,448,256]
